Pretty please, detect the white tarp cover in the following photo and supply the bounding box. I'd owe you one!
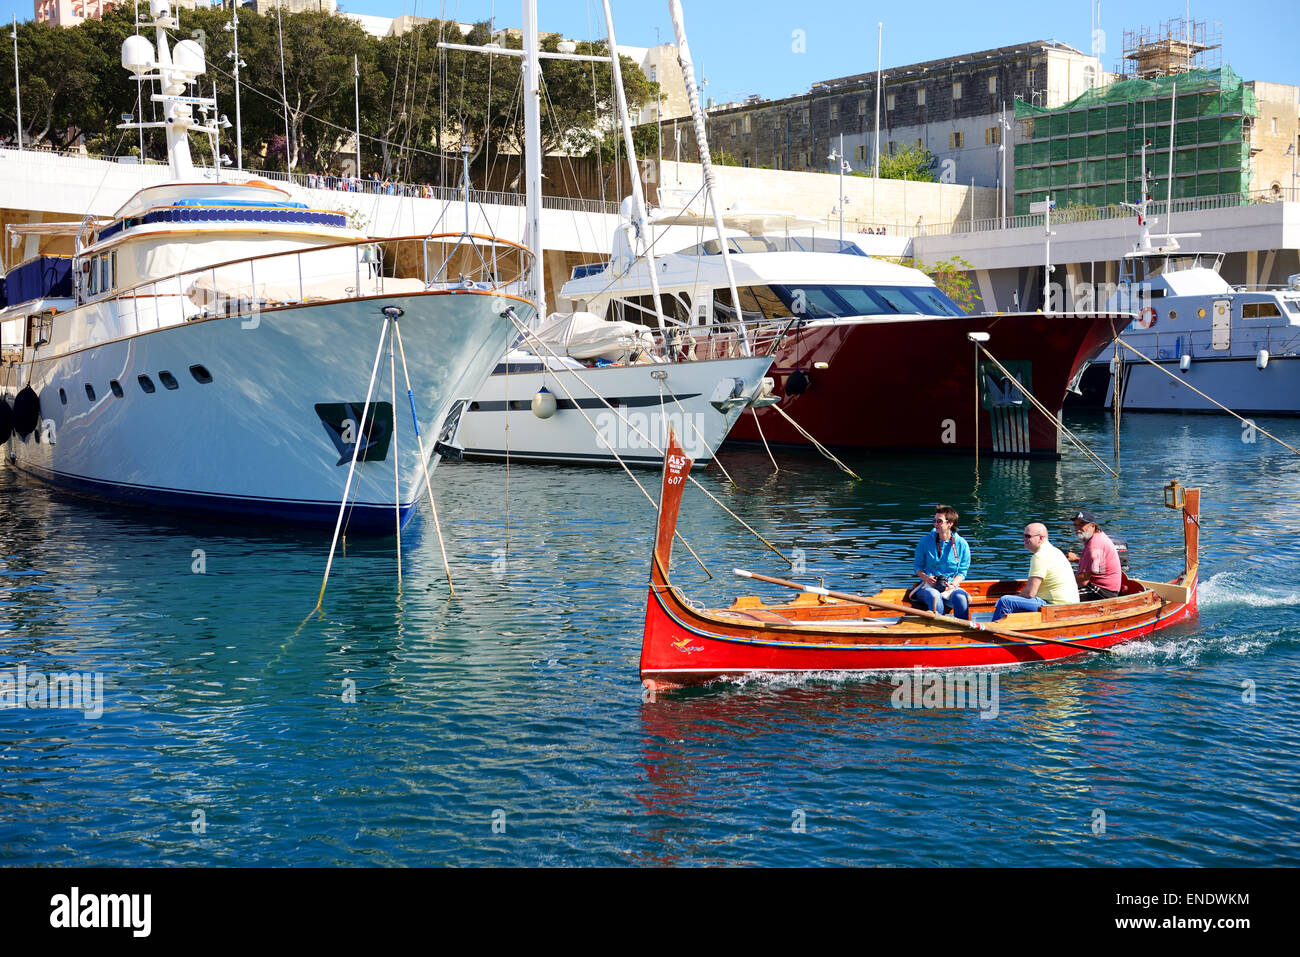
[529,311,655,361]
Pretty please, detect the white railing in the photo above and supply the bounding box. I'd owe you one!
[95,233,534,341]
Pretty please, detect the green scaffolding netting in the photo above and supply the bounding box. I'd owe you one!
[1012,67,1256,215]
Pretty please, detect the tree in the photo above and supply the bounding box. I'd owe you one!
[916,256,981,312]
[859,144,937,182]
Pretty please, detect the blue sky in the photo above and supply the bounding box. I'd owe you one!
[3,1,1296,102]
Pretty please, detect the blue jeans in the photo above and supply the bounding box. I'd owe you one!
[992,594,1047,621]
[915,584,971,620]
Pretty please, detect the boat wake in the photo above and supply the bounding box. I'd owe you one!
[1198,570,1300,610]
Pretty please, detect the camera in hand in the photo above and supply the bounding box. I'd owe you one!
[932,575,950,592]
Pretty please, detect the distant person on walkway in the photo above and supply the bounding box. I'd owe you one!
[1066,509,1122,601]
[908,504,971,620]
[992,523,1079,621]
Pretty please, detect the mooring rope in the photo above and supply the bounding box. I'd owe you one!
[768,403,862,480]
[315,314,391,612]
[502,309,715,578]
[393,321,457,597]
[503,309,792,568]
[976,343,1119,478]
[1114,338,1300,457]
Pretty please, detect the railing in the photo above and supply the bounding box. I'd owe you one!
[82,232,534,343]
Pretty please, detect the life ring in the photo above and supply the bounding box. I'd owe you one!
[1136,306,1157,329]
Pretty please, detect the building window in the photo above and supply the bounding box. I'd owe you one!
[949,131,964,149]
[830,103,839,121]
[798,151,809,168]
[649,68,657,82]
[952,81,962,100]
[802,108,810,127]
[916,138,924,148]
[986,126,1001,145]
[744,114,751,133]
[1027,67,1036,89]
[888,141,898,155]
[858,98,867,116]
[743,155,752,167]
[730,121,737,137]
[917,88,926,107]
[855,144,867,161]
[886,93,896,111]
[1272,117,1278,134]
[988,76,997,94]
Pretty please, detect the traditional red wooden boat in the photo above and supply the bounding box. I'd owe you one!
[641,433,1200,690]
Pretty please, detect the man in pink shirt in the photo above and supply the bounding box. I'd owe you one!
[1066,509,1123,601]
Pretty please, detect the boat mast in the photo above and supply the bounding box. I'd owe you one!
[522,0,546,316]
[667,0,748,349]
[118,0,218,181]
[599,0,669,330]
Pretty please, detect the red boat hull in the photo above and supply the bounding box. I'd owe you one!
[641,569,1197,688]
[732,312,1123,456]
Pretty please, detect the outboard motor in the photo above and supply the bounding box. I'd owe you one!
[1110,536,1130,571]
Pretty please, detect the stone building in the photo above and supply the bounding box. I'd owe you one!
[657,40,1103,208]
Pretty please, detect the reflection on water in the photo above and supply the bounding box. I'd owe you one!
[0,411,1298,865]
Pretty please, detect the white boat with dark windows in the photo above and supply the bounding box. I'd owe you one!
[1067,148,1300,416]
[0,0,531,531]
[1073,236,1300,415]
[448,0,776,468]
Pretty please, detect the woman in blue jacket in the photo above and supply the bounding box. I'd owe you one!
[909,504,972,620]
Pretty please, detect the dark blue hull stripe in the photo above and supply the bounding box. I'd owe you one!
[11,462,415,533]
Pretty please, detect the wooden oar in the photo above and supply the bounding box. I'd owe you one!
[734,569,1113,656]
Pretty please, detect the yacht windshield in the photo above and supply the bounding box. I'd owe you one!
[718,283,967,319]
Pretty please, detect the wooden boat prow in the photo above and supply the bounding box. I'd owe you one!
[641,432,1200,690]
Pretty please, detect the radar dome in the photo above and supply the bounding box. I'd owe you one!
[121,35,155,75]
[172,39,206,78]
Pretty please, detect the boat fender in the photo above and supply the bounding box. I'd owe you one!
[1135,306,1157,329]
[785,369,810,396]
[11,386,39,439]
[0,397,11,444]
[1179,354,1191,373]
[1257,349,1269,371]
[531,386,557,419]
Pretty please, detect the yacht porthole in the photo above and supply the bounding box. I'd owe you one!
[59,388,67,405]
[1168,309,1178,321]
[1198,308,1206,318]
[138,375,156,394]
[189,364,213,384]
[110,380,124,398]
[158,371,179,391]
[84,384,96,401]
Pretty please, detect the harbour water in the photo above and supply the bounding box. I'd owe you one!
[1,411,1297,866]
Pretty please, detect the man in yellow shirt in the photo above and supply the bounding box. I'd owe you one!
[992,522,1081,621]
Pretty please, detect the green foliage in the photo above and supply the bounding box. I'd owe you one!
[915,256,981,312]
[0,10,657,188]
[874,144,937,182]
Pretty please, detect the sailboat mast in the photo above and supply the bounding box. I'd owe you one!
[600,0,669,329]
[522,0,546,317]
[667,0,748,350]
